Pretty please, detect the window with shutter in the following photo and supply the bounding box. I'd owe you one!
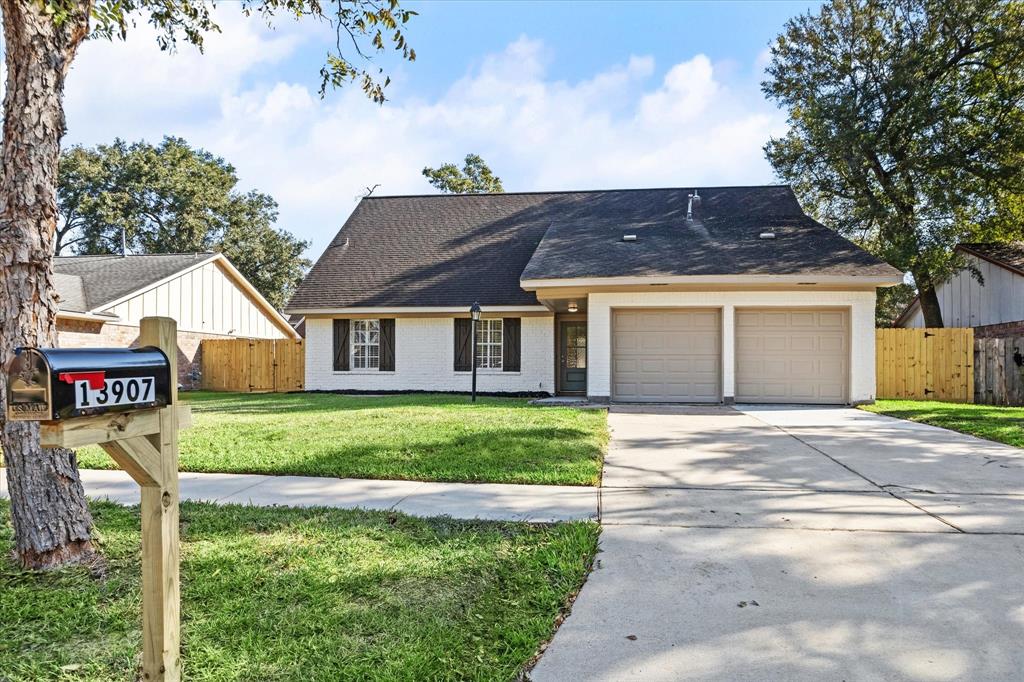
[475,319,503,369]
[351,319,380,369]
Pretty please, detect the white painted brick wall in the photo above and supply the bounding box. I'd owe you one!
[305,316,555,393]
[588,290,877,403]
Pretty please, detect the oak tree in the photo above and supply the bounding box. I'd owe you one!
[0,0,414,569]
[423,154,504,194]
[58,137,310,308]
[763,0,1024,326]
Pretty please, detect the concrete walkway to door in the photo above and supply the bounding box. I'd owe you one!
[532,404,1024,682]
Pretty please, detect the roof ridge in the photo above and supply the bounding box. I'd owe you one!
[55,251,216,259]
[361,184,793,200]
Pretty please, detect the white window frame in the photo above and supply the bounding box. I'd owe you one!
[351,319,380,370]
[475,318,503,370]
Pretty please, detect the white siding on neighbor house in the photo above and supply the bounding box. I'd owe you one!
[102,259,287,339]
[587,290,877,404]
[902,254,1024,328]
[305,316,555,393]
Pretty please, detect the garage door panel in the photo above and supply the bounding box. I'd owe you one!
[735,308,848,405]
[612,309,721,403]
[819,336,845,352]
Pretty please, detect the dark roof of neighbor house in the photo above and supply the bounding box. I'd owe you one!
[958,242,1024,276]
[53,253,214,312]
[288,186,900,310]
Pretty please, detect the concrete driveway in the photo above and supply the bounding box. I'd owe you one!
[531,405,1024,682]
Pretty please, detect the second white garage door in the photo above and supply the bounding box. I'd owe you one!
[735,308,849,404]
[612,309,721,402]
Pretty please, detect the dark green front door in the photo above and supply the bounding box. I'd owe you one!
[560,322,587,394]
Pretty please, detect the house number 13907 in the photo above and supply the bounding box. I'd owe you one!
[75,377,155,409]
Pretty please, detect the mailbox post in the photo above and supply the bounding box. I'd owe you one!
[6,317,189,682]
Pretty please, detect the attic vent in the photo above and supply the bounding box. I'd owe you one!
[623,234,638,242]
[759,232,776,240]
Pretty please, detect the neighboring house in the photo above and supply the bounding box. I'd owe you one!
[286,186,902,404]
[54,253,299,387]
[896,243,1024,335]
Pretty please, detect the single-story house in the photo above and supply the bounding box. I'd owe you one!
[55,252,299,387]
[286,186,902,404]
[896,243,1024,336]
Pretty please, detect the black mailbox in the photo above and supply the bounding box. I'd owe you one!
[5,347,172,422]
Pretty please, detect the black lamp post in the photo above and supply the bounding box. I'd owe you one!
[470,301,481,402]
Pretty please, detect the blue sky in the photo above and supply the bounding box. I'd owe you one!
[56,0,819,260]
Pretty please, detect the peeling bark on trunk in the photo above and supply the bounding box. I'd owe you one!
[1,0,96,569]
[912,268,944,328]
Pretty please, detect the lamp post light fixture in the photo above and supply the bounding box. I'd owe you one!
[470,301,482,402]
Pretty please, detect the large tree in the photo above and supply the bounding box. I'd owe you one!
[1,0,414,570]
[763,0,1024,327]
[422,153,504,194]
[57,137,310,308]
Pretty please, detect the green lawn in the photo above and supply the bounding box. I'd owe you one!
[860,400,1024,448]
[75,392,607,486]
[0,500,598,681]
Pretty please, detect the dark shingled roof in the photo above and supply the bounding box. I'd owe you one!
[54,253,215,311]
[288,186,899,310]
[959,242,1024,275]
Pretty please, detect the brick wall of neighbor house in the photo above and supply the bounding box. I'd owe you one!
[305,316,555,394]
[57,320,226,389]
[974,320,1024,338]
[587,290,878,404]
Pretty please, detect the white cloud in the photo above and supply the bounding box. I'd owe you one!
[59,25,786,257]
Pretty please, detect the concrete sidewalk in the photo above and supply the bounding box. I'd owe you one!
[0,468,598,523]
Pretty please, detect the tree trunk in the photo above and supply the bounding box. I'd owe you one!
[912,268,945,328]
[1,0,95,569]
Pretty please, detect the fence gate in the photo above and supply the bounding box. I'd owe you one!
[875,328,974,402]
[974,334,1024,406]
[201,338,304,393]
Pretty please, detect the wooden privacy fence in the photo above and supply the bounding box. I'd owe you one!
[974,334,1024,405]
[201,338,304,393]
[876,328,974,403]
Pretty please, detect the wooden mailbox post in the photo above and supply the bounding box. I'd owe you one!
[7,317,190,681]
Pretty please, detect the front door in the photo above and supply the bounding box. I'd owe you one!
[559,322,587,394]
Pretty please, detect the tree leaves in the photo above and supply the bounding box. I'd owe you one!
[57,137,310,308]
[422,155,504,195]
[87,0,416,103]
[763,0,1024,325]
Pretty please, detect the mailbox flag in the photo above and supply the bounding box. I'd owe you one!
[58,371,106,389]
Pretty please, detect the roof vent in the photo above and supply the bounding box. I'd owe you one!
[623,234,638,242]
[759,231,776,240]
[686,190,701,220]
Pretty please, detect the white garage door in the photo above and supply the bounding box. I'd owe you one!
[612,309,721,402]
[735,308,849,404]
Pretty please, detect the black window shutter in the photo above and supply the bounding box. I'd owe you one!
[503,318,521,372]
[333,319,349,371]
[379,319,396,371]
[454,318,472,371]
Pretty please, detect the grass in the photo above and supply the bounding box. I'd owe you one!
[860,400,1024,448]
[0,499,599,681]
[74,392,607,486]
